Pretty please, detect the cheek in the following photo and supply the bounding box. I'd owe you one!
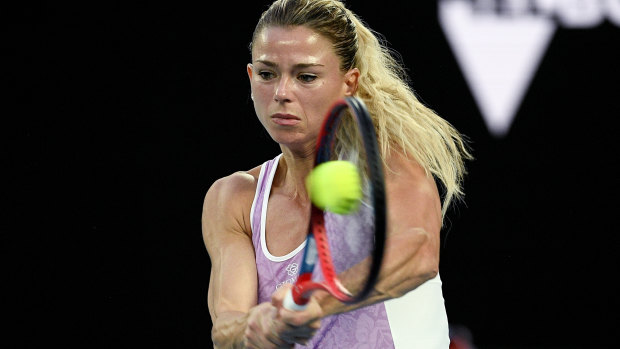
[251,86,271,115]
[252,83,274,106]
[307,82,344,116]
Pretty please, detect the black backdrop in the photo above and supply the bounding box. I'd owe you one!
[8,1,619,348]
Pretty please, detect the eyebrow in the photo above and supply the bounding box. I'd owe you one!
[254,60,325,69]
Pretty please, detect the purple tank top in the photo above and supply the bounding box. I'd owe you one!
[251,154,395,348]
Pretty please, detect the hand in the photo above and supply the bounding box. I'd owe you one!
[244,302,293,349]
[270,284,323,346]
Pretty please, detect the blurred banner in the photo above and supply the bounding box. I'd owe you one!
[439,0,620,137]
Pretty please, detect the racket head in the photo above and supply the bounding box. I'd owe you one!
[292,97,386,306]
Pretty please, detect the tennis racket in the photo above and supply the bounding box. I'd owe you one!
[283,96,387,310]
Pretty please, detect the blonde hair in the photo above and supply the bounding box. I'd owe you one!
[251,0,473,219]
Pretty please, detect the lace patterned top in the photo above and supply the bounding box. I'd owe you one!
[250,154,450,348]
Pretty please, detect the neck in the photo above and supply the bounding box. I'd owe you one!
[275,146,316,201]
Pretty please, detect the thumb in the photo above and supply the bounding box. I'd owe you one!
[271,283,293,309]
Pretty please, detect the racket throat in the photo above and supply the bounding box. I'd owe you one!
[291,279,346,306]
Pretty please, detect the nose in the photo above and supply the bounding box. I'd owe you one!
[274,76,292,103]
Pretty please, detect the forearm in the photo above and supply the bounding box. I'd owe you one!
[212,311,249,349]
[316,227,438,316]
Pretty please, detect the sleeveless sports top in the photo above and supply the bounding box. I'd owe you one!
[250,154,450,348]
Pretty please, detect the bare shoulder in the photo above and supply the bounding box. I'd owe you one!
[202,164,263,245]
[204,168,260,207]
[384,150,442,232]
[385,150,436,190]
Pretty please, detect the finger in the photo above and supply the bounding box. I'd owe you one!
[261,308,292,348]
[244,334,270,349]
[272,285,320,328]
[284,327,319,346]
[309,319,321,330]
[246,303,285,349]
[264,322,291,348]
[246,327,279,349]
[275,312,321,342]
[293,334,315,346]
[271,283,291,309]
[279,306,321,327]
[265,322,295,349]
[277,322,318,343]
[286,294,324,325]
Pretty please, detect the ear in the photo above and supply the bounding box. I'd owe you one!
[247,63,254,81]
[343,68,360,96]
[247,64,255,100]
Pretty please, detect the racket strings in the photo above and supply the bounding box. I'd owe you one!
[301,97,385,304]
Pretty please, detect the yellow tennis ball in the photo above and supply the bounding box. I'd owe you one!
[306,160,362,214]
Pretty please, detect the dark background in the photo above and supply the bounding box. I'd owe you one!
[7,1,619,348]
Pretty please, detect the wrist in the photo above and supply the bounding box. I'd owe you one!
[212,311,249,349]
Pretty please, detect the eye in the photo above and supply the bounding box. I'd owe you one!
[298,74,317,83]
[258,71,275,80]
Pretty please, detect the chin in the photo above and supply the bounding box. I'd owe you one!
[272,135,314,152]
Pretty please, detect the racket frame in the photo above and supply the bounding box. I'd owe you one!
[285,97,387,309]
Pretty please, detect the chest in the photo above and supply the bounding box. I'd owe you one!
[264,193,309,257]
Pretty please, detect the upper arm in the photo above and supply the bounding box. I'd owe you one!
[383,151,442,276]
[319,152,445,307]
[385,151,442,239]
[202,173,259,322]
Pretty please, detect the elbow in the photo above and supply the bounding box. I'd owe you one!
[420,262,439,283]
[400,227,439,282]
[411,226,440,283]
[386,229,440,298]
[386,261,437,300]
[402,257,439,297]
[418,242,439,281]
[415,243,440,285]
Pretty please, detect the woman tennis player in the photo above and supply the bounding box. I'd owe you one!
[202,0,471,348]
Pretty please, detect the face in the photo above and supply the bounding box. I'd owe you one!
[248,25,359,153]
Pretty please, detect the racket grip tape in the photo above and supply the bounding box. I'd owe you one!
[283,287,309,311]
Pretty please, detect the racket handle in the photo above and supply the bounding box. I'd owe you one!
[283,287,309,311]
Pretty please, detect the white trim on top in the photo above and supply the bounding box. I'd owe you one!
[259,154,307,262]
[249,160,267,233]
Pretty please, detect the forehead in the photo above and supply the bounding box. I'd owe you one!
[252,26,337,65]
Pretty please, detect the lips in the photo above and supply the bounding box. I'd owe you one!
[271,113,301,126]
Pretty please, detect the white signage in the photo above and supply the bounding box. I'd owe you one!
[438,0,620,138]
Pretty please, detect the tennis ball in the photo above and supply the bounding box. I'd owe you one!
[306,160,362,214]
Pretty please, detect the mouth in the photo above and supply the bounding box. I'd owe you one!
[271,113,301,126]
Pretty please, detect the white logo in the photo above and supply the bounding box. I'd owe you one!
[285,262,299,276]
[438,0,620,138]
[276,264,299,290]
